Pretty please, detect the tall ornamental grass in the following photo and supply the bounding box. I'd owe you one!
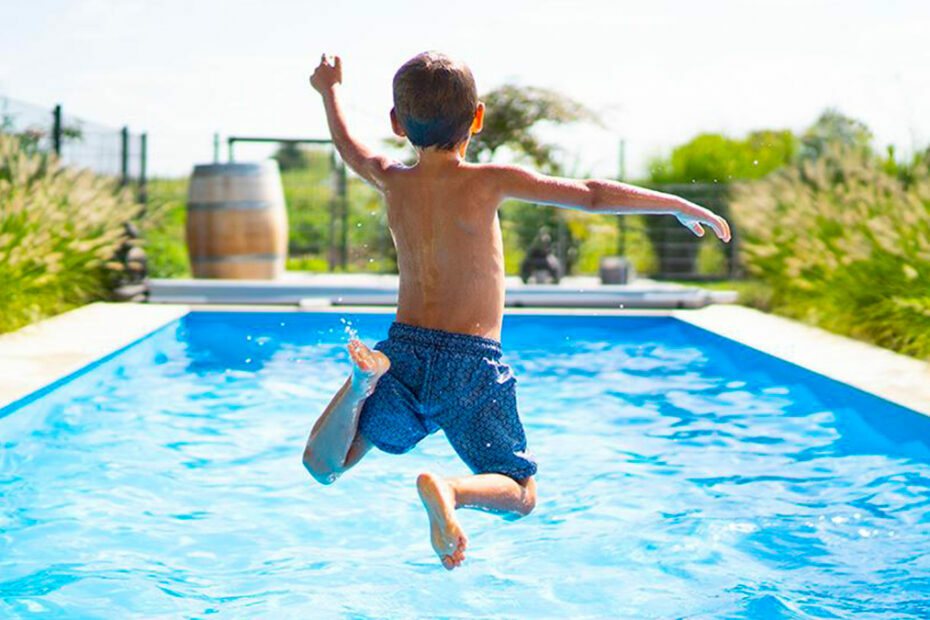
[0,134,133,333]
[731,146,930,359]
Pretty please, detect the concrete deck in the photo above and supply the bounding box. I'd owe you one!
[675,305,930,416]
[0,303,188,413]
[147,273,738,309]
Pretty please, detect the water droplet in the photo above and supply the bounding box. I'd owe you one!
[340,317,358,341]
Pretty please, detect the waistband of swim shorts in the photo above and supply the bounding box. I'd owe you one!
[387,322,502,358]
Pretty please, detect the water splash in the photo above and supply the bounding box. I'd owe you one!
[339,317,358,342]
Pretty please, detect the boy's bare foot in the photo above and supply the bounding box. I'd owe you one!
[417,472,468,570]
[348,339,390,396]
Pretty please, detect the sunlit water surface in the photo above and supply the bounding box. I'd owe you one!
[2,313,930,618]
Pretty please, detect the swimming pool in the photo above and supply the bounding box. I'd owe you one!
[2,311,929,618]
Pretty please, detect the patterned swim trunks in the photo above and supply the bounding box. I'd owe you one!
[357,322,537,481]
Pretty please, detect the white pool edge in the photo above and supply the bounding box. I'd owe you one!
[1,302,927,418]
[673,305,930,417]
[0,303,189,413]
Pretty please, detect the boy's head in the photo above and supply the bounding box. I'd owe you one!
[391,51,483,151]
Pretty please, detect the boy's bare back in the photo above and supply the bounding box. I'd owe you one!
[382,158,510,340]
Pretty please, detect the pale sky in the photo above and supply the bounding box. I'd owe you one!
[3,0,929,179]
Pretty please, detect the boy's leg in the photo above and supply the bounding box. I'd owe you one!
[416,471,536,570]
[302,340,389,484]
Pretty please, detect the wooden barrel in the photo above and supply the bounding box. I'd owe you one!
[186,161,288,279]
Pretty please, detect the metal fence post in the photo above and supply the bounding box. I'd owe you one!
[339,159,348,269]
[120,126,129,186]
[213,133,220,163]
[52,104,62,155]
[328,149,338,271]
[617,139,627,256]
[138,132,148,208]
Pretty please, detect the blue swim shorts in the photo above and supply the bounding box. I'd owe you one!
[357,322,537,481]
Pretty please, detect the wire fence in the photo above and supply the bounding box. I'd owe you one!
[627,182,739,280]
[0,95,148,201]
[1,94,738,281]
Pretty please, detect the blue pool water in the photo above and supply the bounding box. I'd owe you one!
[2,312,930,618]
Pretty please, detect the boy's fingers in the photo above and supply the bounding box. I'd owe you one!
[716,217,731,242]
[690,222,705,237]
[320,53,327,64]
[334,56,342,71]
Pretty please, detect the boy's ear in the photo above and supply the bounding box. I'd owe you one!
[390,108,406,138]
[470,102,485,135]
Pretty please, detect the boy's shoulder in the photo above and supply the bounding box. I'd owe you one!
[378,160,544,207]
[383,160,526,188]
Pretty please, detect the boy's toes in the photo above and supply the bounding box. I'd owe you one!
[348,340,390,376]
[441,555,455,570]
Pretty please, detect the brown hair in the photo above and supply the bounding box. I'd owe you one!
[392,51,478,150]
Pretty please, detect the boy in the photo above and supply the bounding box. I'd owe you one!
[302,52,730,570]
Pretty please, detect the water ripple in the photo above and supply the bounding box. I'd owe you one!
[2,313,930,618]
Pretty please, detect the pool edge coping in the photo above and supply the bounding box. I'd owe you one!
[0,302,190,414]
[2,302,927,418]
[673,305,930,417]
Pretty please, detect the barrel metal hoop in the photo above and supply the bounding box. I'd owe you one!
[192,162,277,177]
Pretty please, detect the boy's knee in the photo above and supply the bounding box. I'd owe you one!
[517,477,537,516]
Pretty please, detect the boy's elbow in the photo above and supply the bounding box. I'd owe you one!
[581,180,607,213]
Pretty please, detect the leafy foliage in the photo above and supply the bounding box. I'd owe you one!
[731,144,930,359]
[140,177,190,278]
[649,130,796,184]
[799,109,873,162]
[273,142,311,172]
[0,133,132,333]
[467,84,600,174]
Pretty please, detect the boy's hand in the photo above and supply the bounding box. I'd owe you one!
[675,200,731,242]
[310,54,342,94]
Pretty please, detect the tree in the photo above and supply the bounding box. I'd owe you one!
[648,130,797,184]
[272,142,309,172]
[799,109,873,162]
[466,84,600,174]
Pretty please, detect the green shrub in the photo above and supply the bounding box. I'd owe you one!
[140,177,189,278]
[0,134,133,333]
[731,145,930,359]
[286,255,329,272]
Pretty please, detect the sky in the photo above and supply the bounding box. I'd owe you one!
[2,0,929,179]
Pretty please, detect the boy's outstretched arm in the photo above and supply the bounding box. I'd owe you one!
[493,165,731,241]
[310,54,397,190]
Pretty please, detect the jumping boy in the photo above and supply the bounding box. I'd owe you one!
[302,52,730,570]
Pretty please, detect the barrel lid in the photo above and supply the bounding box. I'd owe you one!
[192,160,281,176]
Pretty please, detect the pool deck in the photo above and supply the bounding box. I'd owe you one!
[1,302,928,417]
[0,303,188,415]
